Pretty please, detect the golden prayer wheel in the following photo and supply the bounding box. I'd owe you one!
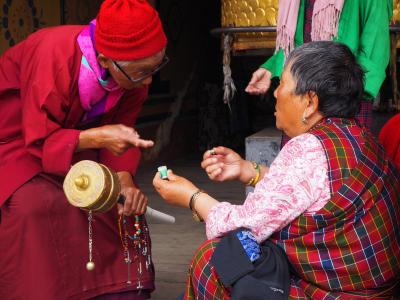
[63,160,125,272]
[63,160,122,213]
[221,0,279,51]
[63,160,175,273]
[394,0,400,24]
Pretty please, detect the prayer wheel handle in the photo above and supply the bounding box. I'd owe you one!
[117,192,175,224]
[117,194,126,204]
[63,160,175,223]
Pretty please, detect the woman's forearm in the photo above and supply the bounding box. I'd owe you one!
[238,160,269,185]
[192,192,220,222]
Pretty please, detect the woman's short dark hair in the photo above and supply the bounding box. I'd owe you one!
[286,41,365,118]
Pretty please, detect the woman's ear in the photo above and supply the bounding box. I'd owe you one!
[97,54,110,69]
[304,91,319,118]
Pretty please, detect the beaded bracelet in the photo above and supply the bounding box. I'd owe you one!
[246,161,261,187]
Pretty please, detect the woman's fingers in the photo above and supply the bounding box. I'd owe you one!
[206,162,223,176]
[247,74,258,86]
[203,149,213,160]
[152,172,162,189]
[245,69,271,94]
[245,69,264,92]
[208,167,223,180]
[201,156,220,169]
[203,146,223,159]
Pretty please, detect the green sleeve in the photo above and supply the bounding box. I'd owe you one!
[356,0,391,99]
[260,49,285,78]
[259,0,305,79]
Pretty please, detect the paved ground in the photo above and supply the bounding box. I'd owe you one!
[136,157,245,300]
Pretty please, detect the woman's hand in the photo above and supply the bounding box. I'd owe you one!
[201,146,247,182]
[153,170,198,208]
[78,124,154,155]
[202,146,266,184]
[245,68,272,95]
[117,171,148,216]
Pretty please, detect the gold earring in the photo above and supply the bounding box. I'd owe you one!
[302,111,308,125]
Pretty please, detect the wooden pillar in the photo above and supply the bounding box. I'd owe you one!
[390,31,400,111]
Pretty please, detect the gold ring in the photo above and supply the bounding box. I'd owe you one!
[210,148,216,156]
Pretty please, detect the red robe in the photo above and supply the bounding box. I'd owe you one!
[0,26,154,299]
[379,113,400,171]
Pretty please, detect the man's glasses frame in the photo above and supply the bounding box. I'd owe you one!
[112,56,170,83]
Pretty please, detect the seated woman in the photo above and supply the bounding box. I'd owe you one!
[153,41,400,299]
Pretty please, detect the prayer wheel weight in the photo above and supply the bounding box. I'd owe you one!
[63,160,123,213]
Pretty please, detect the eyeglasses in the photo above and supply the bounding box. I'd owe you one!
[113,56,169,83]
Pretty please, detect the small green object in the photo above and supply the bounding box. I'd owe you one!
[158,166,168,180]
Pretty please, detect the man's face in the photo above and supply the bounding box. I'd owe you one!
[99,48,167,90]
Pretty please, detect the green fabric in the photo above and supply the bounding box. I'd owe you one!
[260,0,393,99]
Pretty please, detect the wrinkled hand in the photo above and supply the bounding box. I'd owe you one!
[245,68,272,95]
[78,124,154,156]
[153,170,198,208]
[201,146,246,182]
[117,171,148,216]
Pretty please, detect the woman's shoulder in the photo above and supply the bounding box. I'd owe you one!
[282,133,323,154]
[274,133,327,169]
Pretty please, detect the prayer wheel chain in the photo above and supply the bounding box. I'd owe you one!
[86,211,95,271]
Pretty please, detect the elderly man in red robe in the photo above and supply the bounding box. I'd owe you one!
[0,0,168,299]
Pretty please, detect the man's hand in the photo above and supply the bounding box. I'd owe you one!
[117,171,148,216]
[78,124,154,155]
[245,68,272,95]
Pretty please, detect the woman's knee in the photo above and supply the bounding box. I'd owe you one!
[189,239,220,274]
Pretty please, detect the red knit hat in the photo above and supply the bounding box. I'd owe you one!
[95,0,167,61]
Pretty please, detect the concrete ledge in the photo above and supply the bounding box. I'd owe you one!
[245,127,282,193]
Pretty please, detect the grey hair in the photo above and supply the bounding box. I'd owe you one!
[285,41,365,119]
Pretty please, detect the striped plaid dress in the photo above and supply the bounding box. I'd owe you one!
[185,118,400,299]
[273,118,400,299]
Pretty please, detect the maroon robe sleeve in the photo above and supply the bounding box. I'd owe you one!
[99,86,149,176]
[19,36,81,176]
